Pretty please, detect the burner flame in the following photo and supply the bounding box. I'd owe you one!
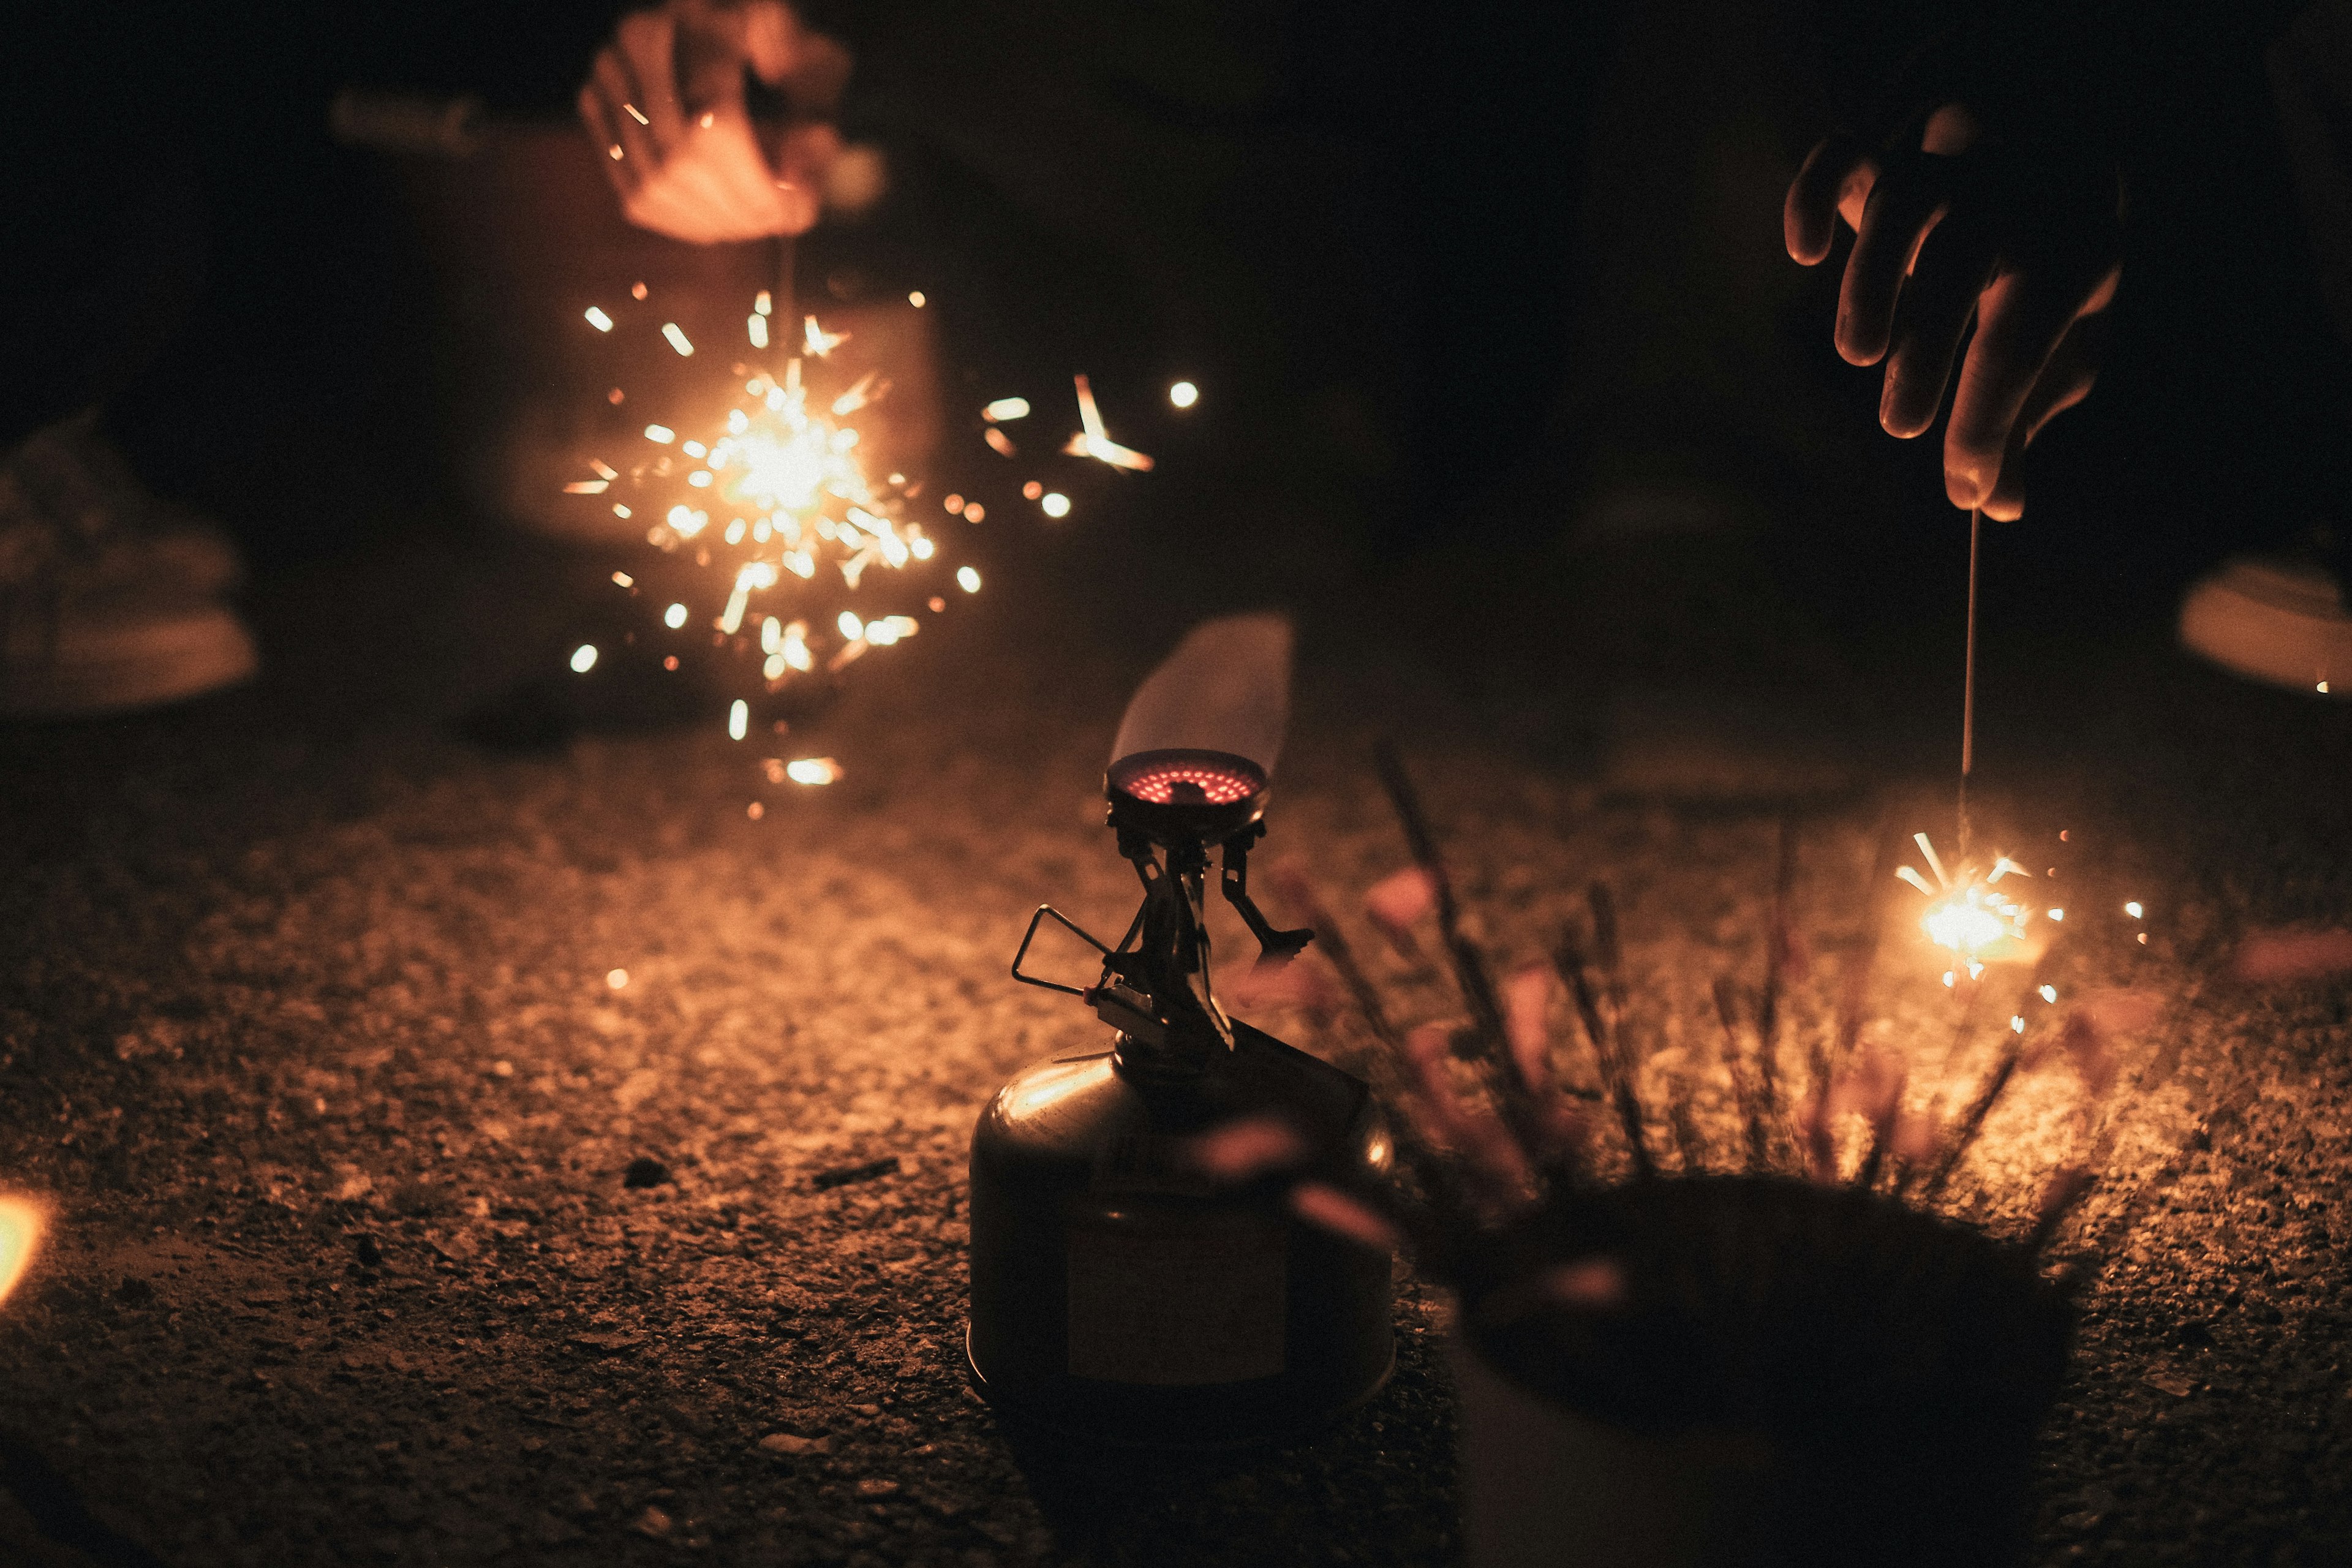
[1116,759,1260,807]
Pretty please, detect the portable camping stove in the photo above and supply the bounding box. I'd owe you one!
[966,629,1394,1446]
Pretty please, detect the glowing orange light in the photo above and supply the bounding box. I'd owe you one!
[1900,832,2033,965]
[1,1195,47,1306]
[1063,374,1155,470]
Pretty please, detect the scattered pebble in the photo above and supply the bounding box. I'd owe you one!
[760,1433,832,1457]
[632,1505,672,1539]
[623,1156,671,1189]
[812,1155,900,1191]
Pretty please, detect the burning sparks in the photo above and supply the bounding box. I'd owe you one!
[1064,375,1154,471]
[567,290,1153,791]
[1169,380,1198,409]
[0,1194,43,1307]
[1899,832,2032,970]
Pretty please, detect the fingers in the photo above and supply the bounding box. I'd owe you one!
[1945,260,2115,510]
[1785,135,1873,265]
[673,0,753,119]
[578,82,633,198]
[1879,208,1998,437]
[1836,154,1951,366]
[741,0,803,86]
[616,10,690,156]
[771,121,837,233]
[1977,311,2105,520]
[590,50,657,175]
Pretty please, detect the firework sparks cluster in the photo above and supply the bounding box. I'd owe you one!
[563,285,1172,793]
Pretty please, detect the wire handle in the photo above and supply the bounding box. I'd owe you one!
[1010,904,1114,997]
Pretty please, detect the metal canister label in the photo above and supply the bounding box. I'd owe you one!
[1065,1210,1286,1385]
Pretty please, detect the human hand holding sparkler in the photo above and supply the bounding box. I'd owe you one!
[580,0,852,244]
[1785,104,2120,521]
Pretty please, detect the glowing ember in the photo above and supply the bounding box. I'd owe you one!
[0,1194,43,1307]
[570,644,598,673]
[1169,380,1198,408]
[786,758,842,785]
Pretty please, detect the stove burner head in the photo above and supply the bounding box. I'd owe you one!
[1107,748,1268,844]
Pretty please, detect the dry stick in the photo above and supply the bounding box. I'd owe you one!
[1918,1035,2025,1198]
[1795,821,1904,1181]
[1556,927,1654,1180]
[1370,744,1577,1189]
[1269,866,1406,1058]
[2025,1166,2099,1256]
[1668,1093,1708,1176]
[1852,1065,1907,1191]
[1743,820,1803,1172]
[1831,822,1905,1079]
[1267,866,1473,1225]
[1372,743,1510,1055]
[1583,882,1659,1162]
[1713,977,1771,1174]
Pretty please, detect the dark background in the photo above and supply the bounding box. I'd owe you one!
[6,1,2348,636]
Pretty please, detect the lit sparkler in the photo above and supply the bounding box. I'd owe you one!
[568,289,1164,793]
[567,290,985,778]
[1898,832,2034,977]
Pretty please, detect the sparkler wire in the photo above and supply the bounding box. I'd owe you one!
[1959,508,1981,859]
[773,232,795,354]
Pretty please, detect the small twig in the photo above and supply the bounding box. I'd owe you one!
[1831,823,1904,1079]
[1269,864,1404,1057]
[1920,1036,2025,1198]
[1555,927,1653,1180]
[2025,1166,2098,1256]
[1852,1064,1906,1191]
[1713,976,1770,1173]
[1372,743,1510,1057]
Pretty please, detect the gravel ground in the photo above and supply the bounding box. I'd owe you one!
[2,530,2350,1566]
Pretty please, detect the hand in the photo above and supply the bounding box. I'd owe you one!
[1785,107,2121,520]
[578,0,850,245]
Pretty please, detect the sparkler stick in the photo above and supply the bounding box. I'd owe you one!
[772,232,795,353]
[1959,508,1981,859]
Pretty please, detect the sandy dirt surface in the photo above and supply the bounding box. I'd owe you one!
[2,533,2349,1566]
